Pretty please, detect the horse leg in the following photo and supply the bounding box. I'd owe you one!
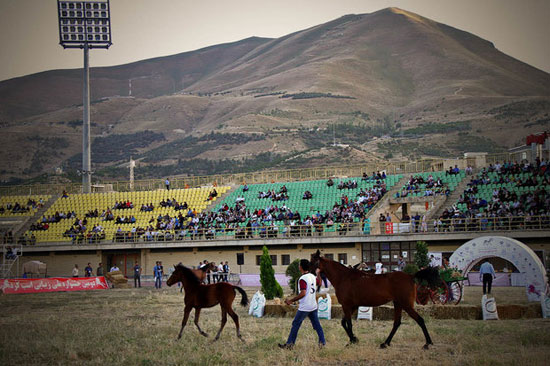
[404,306,433,349]
[227,307,244,341]
[214,308,228,341]
[341,308,358,344]
[381,303,402,348]
[177,305,192,340]
[194,308,208,337]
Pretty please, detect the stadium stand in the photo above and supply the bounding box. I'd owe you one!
[26,187,229,243]
[201,174,403,238]
[395,170,465,198]
[0,195,50,217]
[434,161,550,231]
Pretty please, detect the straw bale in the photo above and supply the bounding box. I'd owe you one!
[430,305,480,320]
[262,303,542,320]
[497,305,524,319]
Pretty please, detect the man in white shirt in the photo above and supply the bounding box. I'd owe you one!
[375,259,383,274]
[279,259,326,349]
[110,264,119,272]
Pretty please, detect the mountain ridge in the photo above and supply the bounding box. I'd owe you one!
[0,7,549,183]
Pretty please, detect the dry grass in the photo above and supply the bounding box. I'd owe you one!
[0,286,549,366]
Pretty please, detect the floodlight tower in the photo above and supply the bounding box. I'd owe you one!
[57,1,112,193]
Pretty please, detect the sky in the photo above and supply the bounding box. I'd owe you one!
[0,0,549,82]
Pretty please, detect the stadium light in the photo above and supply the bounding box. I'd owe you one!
[57,1,112,193]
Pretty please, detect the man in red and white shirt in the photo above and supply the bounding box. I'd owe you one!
[279,259,326,349]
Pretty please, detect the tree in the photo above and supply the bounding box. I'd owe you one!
[285,259,301,294]
[260,246,283,299]
[414,241,430,269]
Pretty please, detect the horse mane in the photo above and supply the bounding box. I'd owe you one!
[176,264,201,284]
[320,257,371,280]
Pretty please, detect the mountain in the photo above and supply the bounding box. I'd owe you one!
[1,7,549,183]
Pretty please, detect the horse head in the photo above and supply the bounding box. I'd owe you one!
[310,250,323,272]
[167,264,201,287]
[166,265,181,286]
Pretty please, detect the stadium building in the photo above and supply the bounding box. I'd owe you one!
[1,152,549,285]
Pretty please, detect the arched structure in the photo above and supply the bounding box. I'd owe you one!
[449,236,547,301]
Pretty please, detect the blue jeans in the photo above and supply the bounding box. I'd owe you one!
[286,310,326,345]
[155,276,162,288]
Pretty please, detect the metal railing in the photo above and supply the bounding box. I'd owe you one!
[0,153,517,196]
[18,215,550,246]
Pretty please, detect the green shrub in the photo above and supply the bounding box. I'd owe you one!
[403,263,419,275]
[285,259,301,294]
[259,246,282,299]
[414,241,430,269]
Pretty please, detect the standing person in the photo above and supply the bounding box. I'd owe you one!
[165,178,170,191]
[223,261,230,282]
[211,262,219,283]
[72,264,79,278]
[479,259,496,295]
[110,263,119,272]
[375,258,383,274]
[133,261,142,288]
[154,261,163,289]
[84,262,93,277]
[397,256,406,271]
[96,262,104,276]
[278,259,326,349]
[218,262,224,282]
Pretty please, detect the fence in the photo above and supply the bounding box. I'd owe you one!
[0,153,516,196]
[17,215,550,246]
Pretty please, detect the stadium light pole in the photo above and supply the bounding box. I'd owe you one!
[57,1,112,193]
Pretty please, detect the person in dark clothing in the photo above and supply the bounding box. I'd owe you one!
[133,262,142,288]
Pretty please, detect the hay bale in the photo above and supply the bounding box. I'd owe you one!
[431,305,481,320]
[264,304,296,317]
[518,303,542,318]
[498,305,523,319]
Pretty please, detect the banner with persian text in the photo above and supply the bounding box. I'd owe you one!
[1,277,109,294]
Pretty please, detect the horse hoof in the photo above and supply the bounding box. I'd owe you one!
[380,343,389,349]
[201,332,208,337]
[423,344,430,350]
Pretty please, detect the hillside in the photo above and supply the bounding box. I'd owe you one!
[0,7,549,183]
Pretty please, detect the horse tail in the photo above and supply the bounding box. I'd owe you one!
[414,266,441,288]
[234,286,249,307]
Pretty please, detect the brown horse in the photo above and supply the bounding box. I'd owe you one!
[191,262,216,284]
[311,250,440,349]
[167,264,248,341]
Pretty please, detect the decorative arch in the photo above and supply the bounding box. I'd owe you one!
[449,236,547,301]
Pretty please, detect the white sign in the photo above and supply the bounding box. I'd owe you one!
[542,294,550,319]
[317,294,331,320]
[482,295,499,320]
[357,306,373,320]
[450,236,547,302]
[249,291,266,318]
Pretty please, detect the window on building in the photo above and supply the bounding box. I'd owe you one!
[282,254,290,266]
[256,255,261,266]
[338,253,347,265]
[362,242,414,267]
[325,253,334,261]
[270,255,277,266]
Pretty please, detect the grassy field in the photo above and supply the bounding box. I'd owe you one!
[0,286,549,366]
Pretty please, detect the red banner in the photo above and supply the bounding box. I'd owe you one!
[385,222,394,234]
[0,277,109,294]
